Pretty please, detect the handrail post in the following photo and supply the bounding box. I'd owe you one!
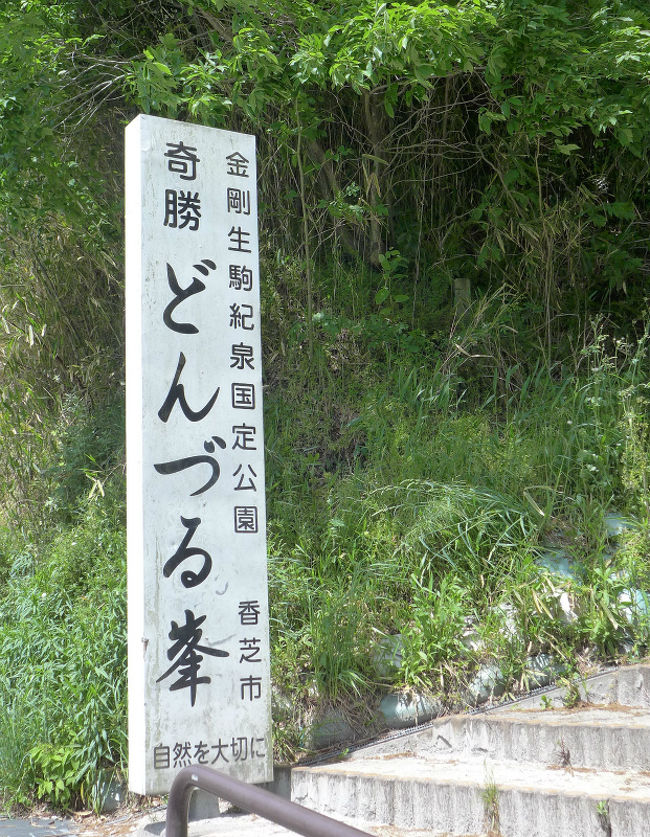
[166,766,195,837]
[165,765,371,837]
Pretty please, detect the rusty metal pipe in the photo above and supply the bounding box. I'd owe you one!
[166,765,371,837]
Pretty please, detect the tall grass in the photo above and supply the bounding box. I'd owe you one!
[0,482,126,810]
[265,305,650,738]
[0,276,648,800]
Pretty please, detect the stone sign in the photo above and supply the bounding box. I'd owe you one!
[125,114,272,795]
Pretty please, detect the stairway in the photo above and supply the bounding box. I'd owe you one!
[290,663,650,837]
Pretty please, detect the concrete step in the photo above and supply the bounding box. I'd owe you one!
[136,663,650,837]
[513,662,650,709]
[291,751,650,837]
[355,705,650,771]
[136,808,483,836]
[290,664,650,836]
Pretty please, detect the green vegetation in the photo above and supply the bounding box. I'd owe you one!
[1,0,649,812]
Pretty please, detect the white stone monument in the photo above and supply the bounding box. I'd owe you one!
[125,114,272,795]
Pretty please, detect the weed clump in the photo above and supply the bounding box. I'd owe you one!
[1,284,649,805]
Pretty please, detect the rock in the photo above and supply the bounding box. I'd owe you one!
[304,709,354,750]
[495,602,518,639]
[536,549,578,622]
[461,628,484,653]
[372,633,403,677]
[604,513,637,539]
[271,686,293,721]
[92,773,125,813]
[557,590,577,623]
[619,638,636,655]
[189,788,222,821]
[619,587,649,623]
[460,615,484,652]
[537,548,577,580]
[524,653,563,689]
[467,663,506,705]
[379,691,442,729]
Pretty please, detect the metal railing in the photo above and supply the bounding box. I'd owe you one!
[166,765,371,837]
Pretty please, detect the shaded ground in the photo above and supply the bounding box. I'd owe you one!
[0,806,164,837]
[0,815,76,837]
[0,806,489,837]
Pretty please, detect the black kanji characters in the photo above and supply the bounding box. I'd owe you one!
[211,738,230,764]
[227,226,251,253]
[232,423,257,451]
[229,303,254,330]
[157,609,229,707]
[152,137,267,733]
[240,675,262,701]
[226,152,249,177]
[164,190,201,230]
[238,600,261,626]
[234,505,258,533]
[153,736,266,769]
[173,741,193,768]
[230,737,248,761]
[165,141,200,181]
[153,743,170,769]
[226,188,251,216]
[231,382,255,410]
[239,637,262,664]
[228,265,253,291]
[233,464,257,491]
[230,343,255,370]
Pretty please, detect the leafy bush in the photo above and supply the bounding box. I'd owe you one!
[1,0,650,793]
[0,485,126,810]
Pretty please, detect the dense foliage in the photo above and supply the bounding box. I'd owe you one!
[1,0,649,809]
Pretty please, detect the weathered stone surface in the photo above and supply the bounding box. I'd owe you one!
[619,587,649,623]
[189,789,222,822]
[537,548,577,579]
[304,709,354,750]
[125,116,272,794]
[94,775,126,814]
[604,511,637,538]
[557,590,577,623]
[289,665,650,837]
[136,664,650,837]
[371,634,403,677]
[291,753,650,837]
[379,692,442,729]
[494,602,518,639]
[524,652,562,689]
[466,662,506,705]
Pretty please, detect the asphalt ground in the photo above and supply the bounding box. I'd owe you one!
[0,817,77,837]
[0,807,165,837]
